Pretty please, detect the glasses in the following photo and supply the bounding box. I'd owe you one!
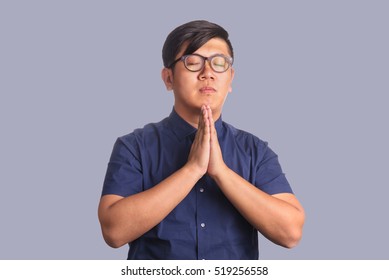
[168,54,233,73]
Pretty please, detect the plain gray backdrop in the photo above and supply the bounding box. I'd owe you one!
[1,0,388,259]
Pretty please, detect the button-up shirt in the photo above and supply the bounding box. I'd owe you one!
[102,108,293,259]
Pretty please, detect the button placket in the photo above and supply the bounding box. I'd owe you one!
[196,179,208,259]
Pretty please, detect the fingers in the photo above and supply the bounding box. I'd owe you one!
[187,105,211,177]
[207,106,214,130]
[193,106,204,142]
[203,105,216,141]
[202,105,210,137]
[199,105,219,152]
[196,105,210,141]
[203,105,225,178]
[188,105,224,178]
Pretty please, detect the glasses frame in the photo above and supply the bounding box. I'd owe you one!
[168,53,233,73]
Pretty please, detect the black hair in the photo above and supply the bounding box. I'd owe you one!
[162,20,234,68]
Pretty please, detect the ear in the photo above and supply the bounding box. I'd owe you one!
[161,68,174,91]
[228,68,235,93]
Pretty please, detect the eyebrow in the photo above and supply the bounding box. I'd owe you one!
[191,52,230,57]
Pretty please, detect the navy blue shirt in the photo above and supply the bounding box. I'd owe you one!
[102,109,293,260]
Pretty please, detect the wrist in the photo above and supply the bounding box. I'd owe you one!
[182,163,206,181]
[208,162,229,181]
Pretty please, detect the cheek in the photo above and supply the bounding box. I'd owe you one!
[220,78,233,92]
[175,75,196,89]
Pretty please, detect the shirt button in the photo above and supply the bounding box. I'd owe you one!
[199,188,204,193]
[200,223,206,228]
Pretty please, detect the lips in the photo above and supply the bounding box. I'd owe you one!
[199,86,216,94]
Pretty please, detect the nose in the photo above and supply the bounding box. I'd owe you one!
[199,60,215,80]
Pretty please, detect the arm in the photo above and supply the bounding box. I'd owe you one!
[206,106,305,248]
[212,167,304,248]
[98,166,201,248]
[98,107,212,248]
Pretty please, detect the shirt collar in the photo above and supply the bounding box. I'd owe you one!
[167,108,223,141]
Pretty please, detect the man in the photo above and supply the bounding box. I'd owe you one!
[98,20,305,260]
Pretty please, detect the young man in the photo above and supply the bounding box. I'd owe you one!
[98,20,305,260]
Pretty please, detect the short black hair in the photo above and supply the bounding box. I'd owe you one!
[162,20,234,68]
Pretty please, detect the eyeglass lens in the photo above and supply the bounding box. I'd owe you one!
[184,55,230,72]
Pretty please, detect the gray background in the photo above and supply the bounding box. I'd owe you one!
[1,0,388,259]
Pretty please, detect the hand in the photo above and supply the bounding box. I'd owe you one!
[186,105,211,178]
[205,106,227,178]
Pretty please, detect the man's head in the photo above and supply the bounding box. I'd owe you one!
[161,20,235,124]
[162,20,234,69]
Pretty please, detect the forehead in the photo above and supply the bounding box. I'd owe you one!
[177,38,231,58]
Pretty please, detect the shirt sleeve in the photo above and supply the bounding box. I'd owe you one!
[101,137,143,197]
[255,142,293,195]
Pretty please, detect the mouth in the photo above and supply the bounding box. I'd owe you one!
[199,86,216,94]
